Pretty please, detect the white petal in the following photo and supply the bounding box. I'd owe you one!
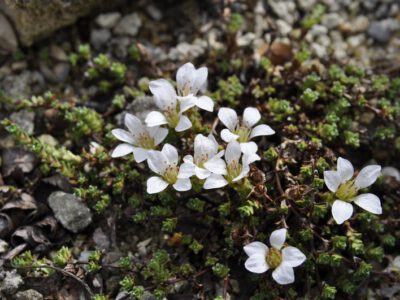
[232,164,250,182]
[111,143,135,157]
[225,141,242,165]
[149,127,169,146]
[176,62,196,94]
[195,95,214,112]
[324,171,341,193]
[244,241,268,257]
[112,129,135,144]
[272,265,295,285]
[353,193,382,214]
[175,115,192,132]
[183,155,194,164]
[203,174,228,189]
[194,134,217,162]
[147,150,167,174]
[221,129,239,143]
[243,107,261,128]
[178,162,196,179]
[244,253,269,274]
[354,165,381,189]
[249,124,275,139]
[173,178,192,192]
[242,153,261,166]
[269,228,287,250]
[178,96,196,113]
[382,166,400,181]
[195,166,211,179]
[240,142,258,155]
[204,157,227,175]
[145,111,168,127]
[125,113,145,136]
[332,200,354,224]
[337,157,354,183]
[147,176,169,194]
[162,144,178,165]
[192,67,208,94]
[218,107,238,131]
[149,79,177,110]
[282,247,306,267]
[132,147,148,163]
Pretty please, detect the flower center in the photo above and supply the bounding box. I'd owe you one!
[163,164,179,184]
[234,125,251,143]
[165,108,180,129]
[178,84,191,97]
[137,133,156,149]
[335,180,358,201]
[195,153,209,168]
[265,248,282,269]
[227,160,242,183]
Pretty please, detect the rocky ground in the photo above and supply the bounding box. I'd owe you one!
[0,0,400,299]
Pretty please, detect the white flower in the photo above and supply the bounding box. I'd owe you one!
[244,228,306,285]
[203,140,260,189]
[176,62,214,112]
[146,79,192,132]
[146,144,191,194]
[218,107,275,154]
[178,134,225,180]
[111,113,168,162]
[324,157,382,224]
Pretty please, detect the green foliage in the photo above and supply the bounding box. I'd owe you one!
[88,250,102,273]
[302,4,326,29]
[228,13,244,33]
[215,75,244,106]
[53,246,72,267]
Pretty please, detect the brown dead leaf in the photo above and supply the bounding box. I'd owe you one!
[268,42,293,66]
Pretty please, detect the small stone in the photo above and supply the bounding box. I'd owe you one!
[322,13,342,29]
[168,40,207,61]
[310,43,327,58]
[10,110,35,135]
[352,16,369,33]
[91,28,112,49]
[0,71,45,99]
[298,0,316,11]
[116,96,158,125]
[96,12,121,29]
[2,147,38,177]
[114,13,142,37]
[0,270,23,295]
[93,227,110,251]
[14,289,43,300]
[268,0,298,24]
[0,13,18,54]
[11,61,28,72]
[368,19,399,43]
[146,4,162,21]
[137,237,152,257]
[40,63,70,83]
[50,45,68,62]
[48,191,92,233]
[111,37,132,59]
[0,239,8,254]
[236,32,256,46]
[276,20,292,36]
[347,34,365,48]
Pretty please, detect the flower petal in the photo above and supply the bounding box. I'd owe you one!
[244,253,269,274]
[125,113,145,136]
[243,107,261,128]
[270,228,287,250]
[354,165,381,189]
[240,142,258,155]
[221,129,239,143]
[149,79,177,110]
[233,164,250,182]
[204,157,227,175]
[272,265,295,285]
[145,111,168,127]
[178,162,196,179]
[176,62,195,91]
[147,150,167,174]
[111,143,134,157]
[337,157,354,183]
[242,153,261,166]
[173,178,192,192]
[332,200,353,224]
[353,193,382,214]
[249,124,275,139]
[175,115,192,132]
[149,127,169,146]
[194,134,217,163]
[162,144,179,165]
[147,176,169,194]
[132,147,148,163]
[218,107,238,131]
[225,141,242,165]
[193,67,208,94]
[178,96,196,113]
[195,166,211,179]
[324,171,341,193]
[195,95,214,112]
[244,241,269,257]
[112,129,135,144]
[203,174,228,189]
[282,246,306,267]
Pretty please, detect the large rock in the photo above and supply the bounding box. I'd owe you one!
[0,12,17,54]
[48,191,92,233]
[0,0,123,46]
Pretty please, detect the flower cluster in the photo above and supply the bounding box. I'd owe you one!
[111,62,383,286]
